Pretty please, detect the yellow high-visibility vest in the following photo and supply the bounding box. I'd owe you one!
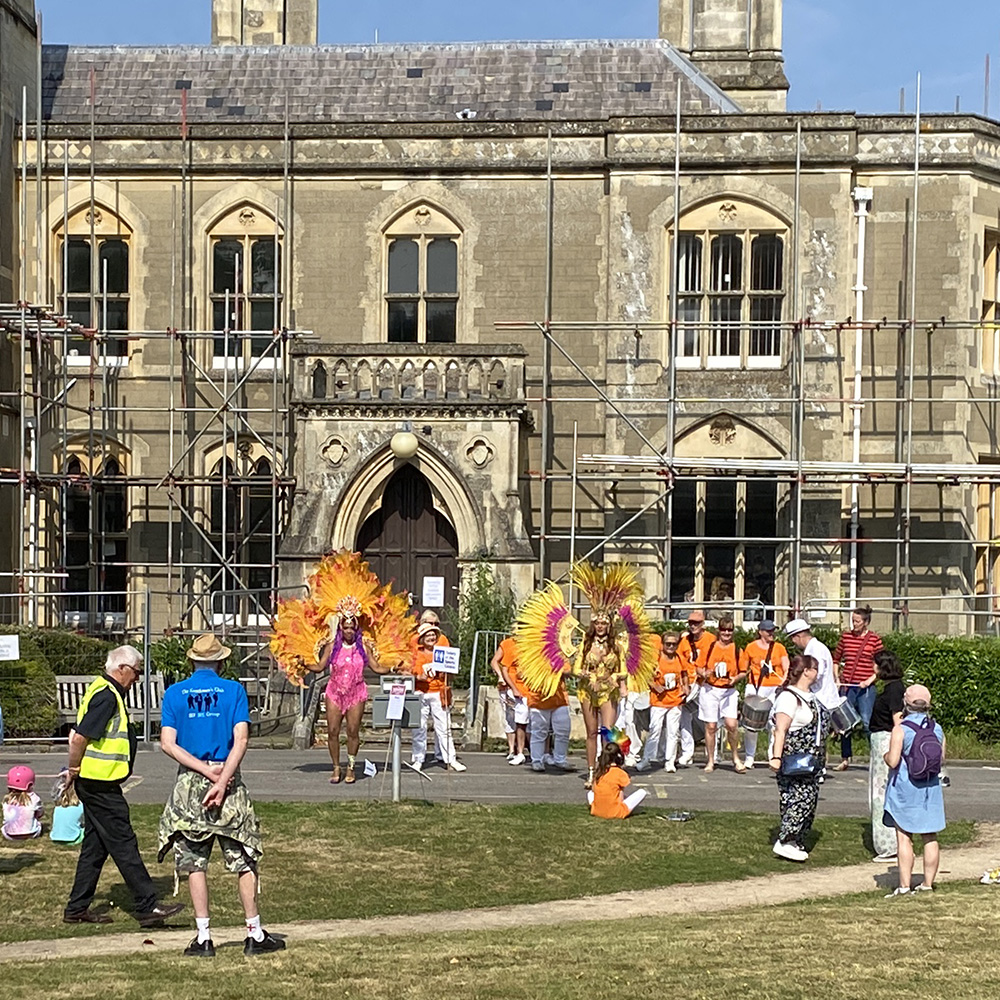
[77,677,131,781]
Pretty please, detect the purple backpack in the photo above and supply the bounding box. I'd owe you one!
[901,717,943,781]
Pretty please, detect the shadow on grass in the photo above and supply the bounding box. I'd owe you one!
[107,874,179,916]
[0,851,44,874]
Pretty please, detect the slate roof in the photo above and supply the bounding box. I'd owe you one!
[41,39,741,125]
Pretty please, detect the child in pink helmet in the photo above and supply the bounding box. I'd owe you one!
[3,765,44,840]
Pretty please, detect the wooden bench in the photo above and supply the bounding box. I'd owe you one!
[55,674,166,726]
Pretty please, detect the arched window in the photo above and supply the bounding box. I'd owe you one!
[671,200,787,369]
[312,362,328,399]
[208,205,283,366]
[384,204,461,343]
[55,206,132,364]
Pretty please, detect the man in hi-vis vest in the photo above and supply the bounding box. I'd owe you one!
[63,645,184,927]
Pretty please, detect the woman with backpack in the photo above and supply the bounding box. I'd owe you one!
[883,684,946,898]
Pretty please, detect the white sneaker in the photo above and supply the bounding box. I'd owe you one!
[508,753,525,766]
[505,752,515,762]
[634,760,651,772]
[744,757,755,769]
[885,886,911,899]
[624,753,638,767]
[410,760,423,772]
[448,759,468,772]
[772,840,808,862]
[664,763,677,773]
[677,755,694,767]
[872,853,898,863]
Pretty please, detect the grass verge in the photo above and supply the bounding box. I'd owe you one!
[1,882,999,999]
[0,802,976,943]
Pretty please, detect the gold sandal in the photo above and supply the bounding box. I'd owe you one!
[344,768,356,784]
[330,766,342,784]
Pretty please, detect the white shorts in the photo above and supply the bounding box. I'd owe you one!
[698,685,738,723]
[499,690,517,735]
[512,697,529,726]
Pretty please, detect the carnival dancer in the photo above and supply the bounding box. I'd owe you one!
[739,618,789,768]
[588,728,648,819]
[270,549,417,783]
[492,635,528,765]
[407,622,467,772]
[636,632,690,772]
[513,563,658,791]
[697,617,746,773]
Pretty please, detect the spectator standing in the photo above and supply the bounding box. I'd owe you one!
[883,684,946,897]
[63,646,183,926]
[832,606,884,770]
[868,650,905,862]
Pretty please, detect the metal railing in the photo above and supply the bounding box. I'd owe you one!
[467,630,509,727]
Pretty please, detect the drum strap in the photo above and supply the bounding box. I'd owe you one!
[753,641,775,688]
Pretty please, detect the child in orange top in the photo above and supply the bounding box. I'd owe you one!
[588,738,647,819]
[636,632,691,772]
[407,623,467,773]
[696,617,747,773]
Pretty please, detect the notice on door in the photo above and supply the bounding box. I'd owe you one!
[422,576,445,608]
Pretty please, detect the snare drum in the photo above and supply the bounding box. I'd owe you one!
[740,694,773,732]
[830,698,862,735]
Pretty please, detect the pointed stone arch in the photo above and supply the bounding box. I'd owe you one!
[674,412,786,460]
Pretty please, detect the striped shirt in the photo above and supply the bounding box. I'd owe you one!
[833,630,884,685]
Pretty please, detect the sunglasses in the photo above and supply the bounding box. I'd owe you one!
[687,619,704,626]
[662,641,678,647]
[718,628,734,633]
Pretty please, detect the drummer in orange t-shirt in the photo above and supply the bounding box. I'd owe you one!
[406,622,467,773]
[738,618,789,769]
[636,632,691,773]
[491,636,528,765]
[525,674,575,773]
[696,616,746,773]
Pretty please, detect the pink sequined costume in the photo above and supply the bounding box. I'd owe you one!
[324,643,369,712]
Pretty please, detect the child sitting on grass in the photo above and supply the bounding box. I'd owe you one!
[3,765,43,841]
[588,732,648,819]
[50,769,85,846]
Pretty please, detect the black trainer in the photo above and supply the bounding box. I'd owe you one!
[136,902,185,927]
[243,930,286,956]
[183,936,216,958]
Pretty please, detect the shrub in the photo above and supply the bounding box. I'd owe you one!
[26,629,115,676]
[0,628,59,738]
[444,561,517,686]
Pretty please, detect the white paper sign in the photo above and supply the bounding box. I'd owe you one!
[363,759,377,778]
[386,683,406,721]
[432,646,461,674]
[0,635,20,661]
[421,576,446,608]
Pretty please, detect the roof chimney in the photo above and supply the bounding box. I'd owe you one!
[658,0,788,112]
[212,1,318,46]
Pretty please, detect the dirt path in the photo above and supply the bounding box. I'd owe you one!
[3,825,998,964]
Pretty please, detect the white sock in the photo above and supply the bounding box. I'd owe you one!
[246,913,264,942]
[196,916,211,944]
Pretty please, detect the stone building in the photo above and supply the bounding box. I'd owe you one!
[4,0,1000,642]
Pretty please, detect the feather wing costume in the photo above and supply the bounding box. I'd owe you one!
[268,596,325,686]
[614,598,658,690]
[514,581,581,699]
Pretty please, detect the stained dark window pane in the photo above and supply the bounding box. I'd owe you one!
[677,234,702,293]
[745,545,776,611]
[98,485,126,534]
[670,544,696,603]
[67,480,90,534]
[710,235,743,292]
[749,296,782,357]
[425,301,457,343]
[99,240,129,294]
[213,240,243,294]
[251,240,279,295]
[66,538,90,570]
[67,299,92,333]
[750,235,783,291]
[427,239,457,293]
[709,296,741,356]
[677,297,701,357]
[210,465,239,534]
[213,299,238,332]
[67,238,91,293]
[388,300,418,342]
[312,363,327,399]
[672,480,697,537]
[249,301,276,357]
[746,480,778,536]
[387,239,419,293]
[705,481,737,536]
[102,300,128,336]
[704,546,736,603]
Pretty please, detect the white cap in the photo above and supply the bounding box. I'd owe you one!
[784,618,811,637]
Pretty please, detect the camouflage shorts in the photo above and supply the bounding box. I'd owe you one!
[173,833,256,875]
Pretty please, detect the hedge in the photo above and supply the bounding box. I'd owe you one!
[0,628,59,737]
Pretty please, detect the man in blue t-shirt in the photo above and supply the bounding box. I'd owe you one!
[157,633,285,959]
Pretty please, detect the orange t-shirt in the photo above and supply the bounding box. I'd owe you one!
[590,765,631,819]
[678,631,714,673]
[526,678,568,711]
[740,639,788,688]
[411,647,452,706]
[436,634,451,647]
[704,640,739,688]
[498,638,528,697]
[649,654,691,709]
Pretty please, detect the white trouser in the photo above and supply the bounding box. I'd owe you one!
[743,685,778,760]
[587,788,648,816]
[642,705,685,766]
[499,689,517,736]
[617,691,648,758]
[411,692,456,764]
[529,705,571,764]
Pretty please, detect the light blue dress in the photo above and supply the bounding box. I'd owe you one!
[883,713,946,835]
[50,803,85,845]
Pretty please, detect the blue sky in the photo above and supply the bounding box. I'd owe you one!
[36,0,1000,116]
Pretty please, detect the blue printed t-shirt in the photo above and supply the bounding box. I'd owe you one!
[161,668,251,762]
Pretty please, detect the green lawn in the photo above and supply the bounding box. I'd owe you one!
[0,801,976,943]
[1,881,998,999]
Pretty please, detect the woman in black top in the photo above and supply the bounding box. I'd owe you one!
[869,650,905,861]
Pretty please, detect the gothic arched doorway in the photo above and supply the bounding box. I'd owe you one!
[357,463,459,607]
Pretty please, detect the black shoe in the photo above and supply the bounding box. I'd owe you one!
[183,936,216,958]
[63,908,113,925]
[243,930,286,956]
[136,902,185,927]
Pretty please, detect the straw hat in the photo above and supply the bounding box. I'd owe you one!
[187,633,232,662]
[417,622,440,638]
[783,618,811,636]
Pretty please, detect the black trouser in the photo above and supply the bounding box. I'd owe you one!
[66,776,158,916]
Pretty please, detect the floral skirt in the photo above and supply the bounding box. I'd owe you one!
[775,721,822,846]
[868,730,896,855]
